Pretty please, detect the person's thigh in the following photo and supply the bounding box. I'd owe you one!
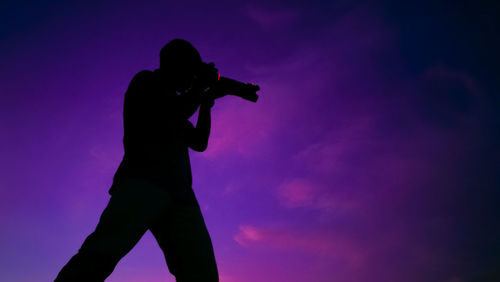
[82,180,168,255]
[55,179,170,281]
[150,187,218,282]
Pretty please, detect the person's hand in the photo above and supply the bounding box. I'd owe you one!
[194,62,218,89]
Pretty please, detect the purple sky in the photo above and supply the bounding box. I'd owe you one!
[1,1,499,281]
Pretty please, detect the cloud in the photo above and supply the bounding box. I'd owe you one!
[201,62,311,159]
[277,178,357,213]
[234,225,365,265]
[202,6,394,159]
[293,116,376,174]
[277,178,315,208]
[203,99,276,158]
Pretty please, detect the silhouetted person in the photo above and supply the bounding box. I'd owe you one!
[54,39,258,282]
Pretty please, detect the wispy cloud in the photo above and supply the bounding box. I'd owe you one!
[203,100,276,158]
[293,117,376,174]
[277,178,315,208]
[277,178,357,213]
[234,225,365,265]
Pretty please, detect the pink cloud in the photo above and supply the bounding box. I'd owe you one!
[234,225,365,266]
[277,178,315,208]
[203,8,394,160]
[276,178,358,213]
[202,100,276,158]
[201,77,303,158]
[234,225,264,244]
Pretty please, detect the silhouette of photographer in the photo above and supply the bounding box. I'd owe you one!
[55,39,259,282]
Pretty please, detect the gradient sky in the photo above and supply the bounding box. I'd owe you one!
[1,1,499,281]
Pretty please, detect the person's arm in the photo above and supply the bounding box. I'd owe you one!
[182,62,219,150]
[185,94,213,152]
[176,83,205,120]
[175,62,217,119]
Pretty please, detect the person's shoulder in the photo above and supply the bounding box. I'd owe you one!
[131,70,154,85]
[125,70,156,94]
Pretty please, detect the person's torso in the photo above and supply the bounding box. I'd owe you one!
[110,70,192,193]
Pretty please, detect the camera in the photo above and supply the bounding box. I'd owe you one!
[198,62,260,103]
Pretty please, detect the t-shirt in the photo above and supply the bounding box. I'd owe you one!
[109,69,195,195]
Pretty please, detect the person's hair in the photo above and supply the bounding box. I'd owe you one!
[159,39,201,70]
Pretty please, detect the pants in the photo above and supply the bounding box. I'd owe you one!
[55,178,218,282]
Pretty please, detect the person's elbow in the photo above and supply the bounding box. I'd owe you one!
[189,140,208,152]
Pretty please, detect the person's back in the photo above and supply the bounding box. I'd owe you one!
[110,69,194,194]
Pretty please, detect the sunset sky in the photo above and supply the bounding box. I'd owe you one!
[1,0,499,281]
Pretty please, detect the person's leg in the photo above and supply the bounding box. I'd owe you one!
[55,179,170,282]
[150,187,218,282]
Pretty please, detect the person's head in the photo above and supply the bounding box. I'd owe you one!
[159,39,202,92]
